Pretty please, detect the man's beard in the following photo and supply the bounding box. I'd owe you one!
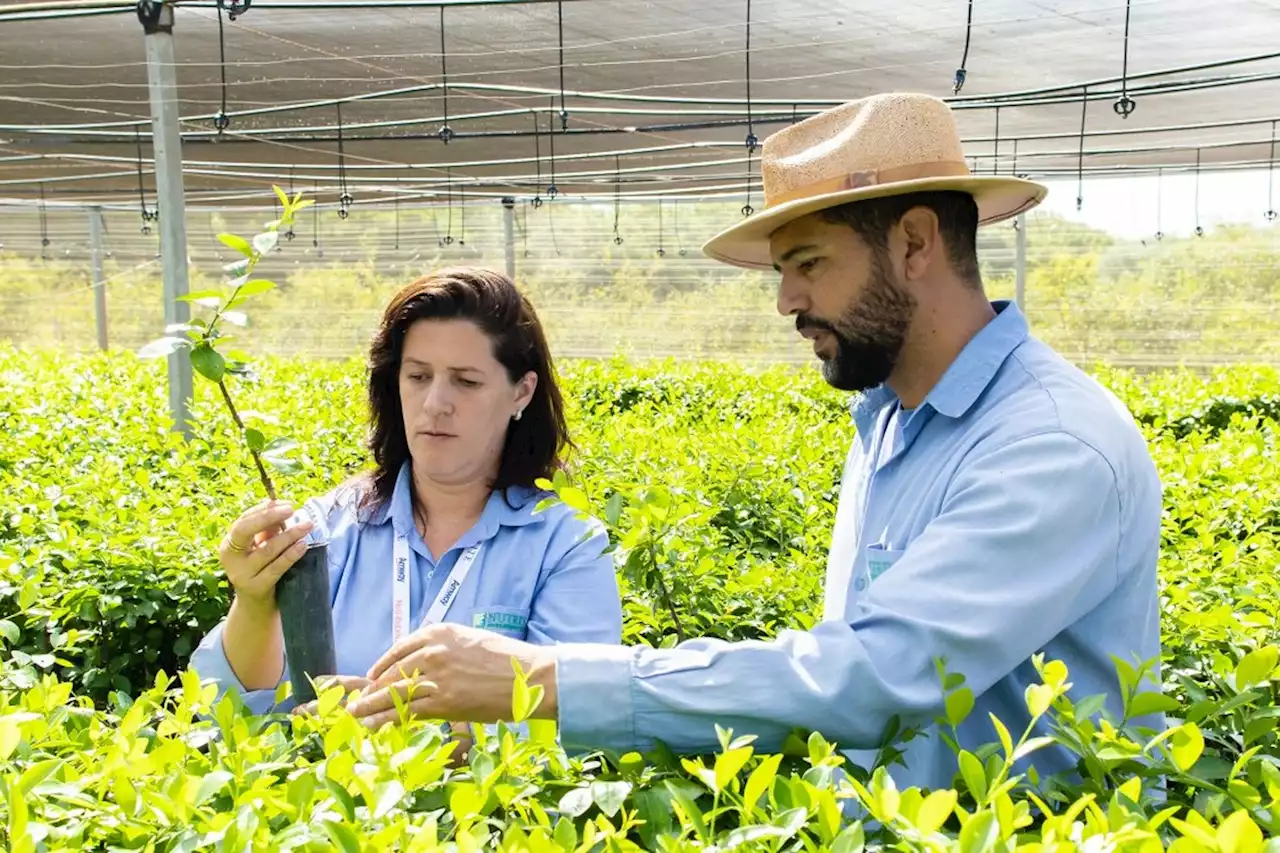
[796,252,915,393]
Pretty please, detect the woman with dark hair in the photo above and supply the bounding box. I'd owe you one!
[190,267,622,736]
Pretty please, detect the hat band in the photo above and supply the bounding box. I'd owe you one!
[767,159,972,209]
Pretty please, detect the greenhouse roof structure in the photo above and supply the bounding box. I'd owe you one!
[0,0,1277,211]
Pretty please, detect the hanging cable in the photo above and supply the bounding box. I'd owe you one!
[1194,148,1203,236]
[612,155,623,245]
[458,183,467,246]
[134,128,154,233]
[992,107,1000,174]
[213,2,231,133]
[38,185,49,258]
[311,182,323,258]
[547,97,559,198]
[557,0,568,131]
[1114,0,1136,118]
[547,198,562,256]
[531,111,544,208]
[519,200,530,258]
[1011,138,1020,178]
[674,200,686,256]
[656,198,665,257]
[442,166,454,245]
[744,0,757,153]
[743,148,754,217]
[1155,167,1163,240]
[437,6,454,143]
[954,0,974,94]
[1076,86,1088,211]
[283,165,295,240]
[1266,120,1277,222]
[336,102,352,218]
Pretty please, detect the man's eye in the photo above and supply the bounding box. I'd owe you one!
[799,258,819,273]
[459,378,479,388]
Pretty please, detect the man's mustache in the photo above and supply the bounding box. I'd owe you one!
[796,314,837,335]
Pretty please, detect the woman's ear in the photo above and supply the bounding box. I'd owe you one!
[514,371,538,413]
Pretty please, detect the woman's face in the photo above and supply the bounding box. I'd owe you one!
[398,318,536,487]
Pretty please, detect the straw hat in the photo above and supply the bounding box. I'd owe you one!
[701,92,1048,270]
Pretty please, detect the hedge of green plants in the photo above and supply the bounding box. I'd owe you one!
[1,343,1279,850]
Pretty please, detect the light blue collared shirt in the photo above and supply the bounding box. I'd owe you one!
[191,460,623,714]
[555,301,1163,792]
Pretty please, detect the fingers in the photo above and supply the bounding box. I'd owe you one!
[226,501,298,552]
[250,521,314,583]
[366,632,443,684]
[291,675,372,717]
[345,678,437,723]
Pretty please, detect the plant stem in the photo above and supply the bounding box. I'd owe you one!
[647,541,687,644]
[216,378,277,501]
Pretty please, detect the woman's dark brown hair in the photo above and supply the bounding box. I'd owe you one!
[360,266,571,513]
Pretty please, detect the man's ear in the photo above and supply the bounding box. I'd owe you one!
[897,206,942,282]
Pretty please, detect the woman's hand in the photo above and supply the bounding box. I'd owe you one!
[219,499,313,610]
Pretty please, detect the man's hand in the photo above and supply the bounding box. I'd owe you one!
[342,623,559,730]
[290,674,373,717]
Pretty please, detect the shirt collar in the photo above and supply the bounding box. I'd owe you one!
[850,300,1028,438]
[371,459,549,541]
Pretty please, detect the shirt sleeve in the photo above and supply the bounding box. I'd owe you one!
[554,430,1126,756]
[526,514,623,646]
[190,619,287,715]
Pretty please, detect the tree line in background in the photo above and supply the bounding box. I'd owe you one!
[0,200,1277,367]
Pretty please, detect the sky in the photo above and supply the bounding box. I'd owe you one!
[1035,167,1279,240]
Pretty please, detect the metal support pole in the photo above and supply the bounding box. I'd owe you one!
[89,207,108,351]
[1014,212,1027,313]
[502,197,516,281]
[140,1,192,437]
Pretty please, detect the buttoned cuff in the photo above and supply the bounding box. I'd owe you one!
[554,642,639,754]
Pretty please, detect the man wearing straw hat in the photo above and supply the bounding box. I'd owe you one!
[341,93,1164,793]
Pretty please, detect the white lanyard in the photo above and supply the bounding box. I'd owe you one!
[391,532,482,644]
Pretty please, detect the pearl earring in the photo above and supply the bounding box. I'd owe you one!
[513,409,523,421]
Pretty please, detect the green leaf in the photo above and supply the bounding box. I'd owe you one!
[958,750,988,802]
[0,620,18,645]
[553,817,578,851]
[989,713,1013,759]
[917,789,958,834]
[218,233,255,257]
[235,278,277,298]
[177,288,227,303]
[1025,683,1054,718]
[1218,808,1263,853]
[190,343,226,382]
[323,821,361,853]
[221,310,248,327]
[557,787,592,818]
[558,485,592,514]
[245,428,266,453]
[958,810,998,853]
[1127,691,1181,719]
[0,718,23,760]
[947,686,975,726]
[830,822,866,853]
[1171,722,1205,772]
[1236,646,1279,689]
[254,230,280,256]
[590,780,631,818]
[138,336,191,359]
[742,753,782,817]
[714,745,754,792]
